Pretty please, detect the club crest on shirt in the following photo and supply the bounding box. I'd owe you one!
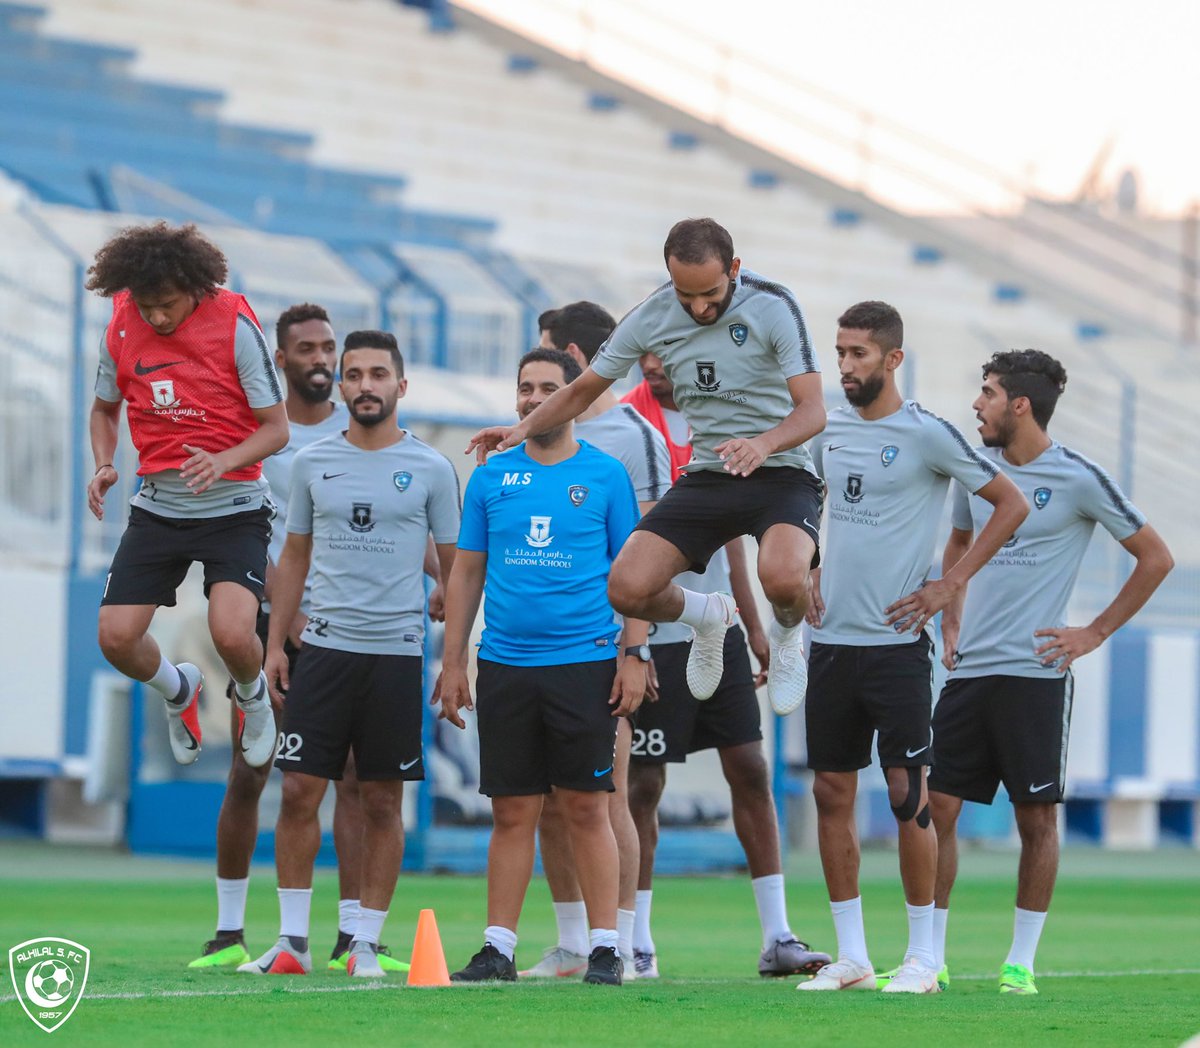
[694,361,721,392]
[1033,486,1052,510]
[526,515,553,548]
[150,379,179,408]
[568,485,588,506]
[349,502,375,533]
[844,473,864,504]
[728,323,748,346]
[881,445,899,467]
[393,470,412,493]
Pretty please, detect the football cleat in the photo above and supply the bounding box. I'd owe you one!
[796,958,877,991]
[759,937,832,977]
[236,672,276,768]
[187,932,250,970]
[237,937,311,975]
[330,941,409,973]
[633,950,659,979]
[999,962,1038,995]
[686,592,736,700]
[451,943,517,983]
[878,963,950,991]
[880,957,942,994]
[620,950,637,981]
[346,939,386,978]
[165,663,203,765]
[518,945,588,979]
[767,621,808,715]
[582,946,623,986]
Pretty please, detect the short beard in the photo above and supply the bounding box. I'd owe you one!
[980,410,1016,448]
[527,424,568,448]
[349,397,393,427]
[692,279,737,325]
[843,373,885,408]
[293,382,333,405]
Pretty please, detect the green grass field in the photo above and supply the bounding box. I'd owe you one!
[1,843,1197,1046]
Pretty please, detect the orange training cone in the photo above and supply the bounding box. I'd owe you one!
[407,908,451,987]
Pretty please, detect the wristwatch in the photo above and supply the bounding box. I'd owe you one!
[624,644,652,663]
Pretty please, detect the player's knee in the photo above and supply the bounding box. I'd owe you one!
[359,787,402,824]
[96,617,141,663]
[606,571,645,618]
[722,745,770,797]
[209,623,257,666]
[811,772,854,815]
[227,754,271,797]
[279,773,322,818]
[759,570,807,611]
[889,766,930,826]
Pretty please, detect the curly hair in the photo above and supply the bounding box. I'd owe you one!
[85,222,228,299]
[984,349,1068,429]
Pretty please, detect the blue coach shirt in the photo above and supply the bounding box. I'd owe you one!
[458,440,640,667]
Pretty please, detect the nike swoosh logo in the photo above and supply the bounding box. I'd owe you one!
[1028,782,1055,793]
[593,765,613,778]
[905,745,929,758]
[826,444,846,452]
[662,337,685,345]
[399,757,420,771]
[246,571,264,585]
[134,359,183,375]
[322,472,347,480]
[802,518,818,532]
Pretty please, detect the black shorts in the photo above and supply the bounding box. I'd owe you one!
[928,674,1073,805]
[476,658,618,796]
[805,635,933,772]
[275,645,424,781]
[101,505,270,606]
[632,627,762,764]
[634,467,822,574]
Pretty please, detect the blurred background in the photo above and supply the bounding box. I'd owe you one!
[0,0,1196,871]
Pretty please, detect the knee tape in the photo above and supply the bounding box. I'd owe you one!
[890,765,930,827]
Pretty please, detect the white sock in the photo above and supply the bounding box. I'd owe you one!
[554,899,590,956]
[589,928,618,953]
[904,901,936,970]
[633,889,655,954]
[616,908,636,958]
[1005,907,1047,971]
[675,588,711,628]
[484,925,518,961]
[354,906,387,946]
[751,873,792,949]
[933,908,949,969]
[234,670,266,704]
[278,887,313,940]
[338,898,361,936]
[216,877,248,933]
[147,655,184,700]
[829,896,870,968]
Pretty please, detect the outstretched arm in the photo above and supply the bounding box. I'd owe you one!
[465,367,615,464]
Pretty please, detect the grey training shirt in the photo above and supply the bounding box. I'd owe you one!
[812,401,997,646]
[590,270,820,474]
[286,431,461,656]
[576,404,671,503]
[94,315,283,518]
[949,442,1145,679]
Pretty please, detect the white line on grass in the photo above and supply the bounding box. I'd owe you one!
[2,968,1199,1004]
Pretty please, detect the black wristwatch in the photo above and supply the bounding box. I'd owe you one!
[624,644,652,663]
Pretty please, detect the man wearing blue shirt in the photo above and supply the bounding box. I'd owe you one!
[441,349,651,987]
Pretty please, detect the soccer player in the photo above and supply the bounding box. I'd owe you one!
[469,218,826,719]
[798,303,1027,994]
[622,354,831,979]
[188,305,403,973]
[86,222,286,776]
[520,302,670,979]
[441,348,650,986]
[929,349,1172,995]
[240,331,460,977]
